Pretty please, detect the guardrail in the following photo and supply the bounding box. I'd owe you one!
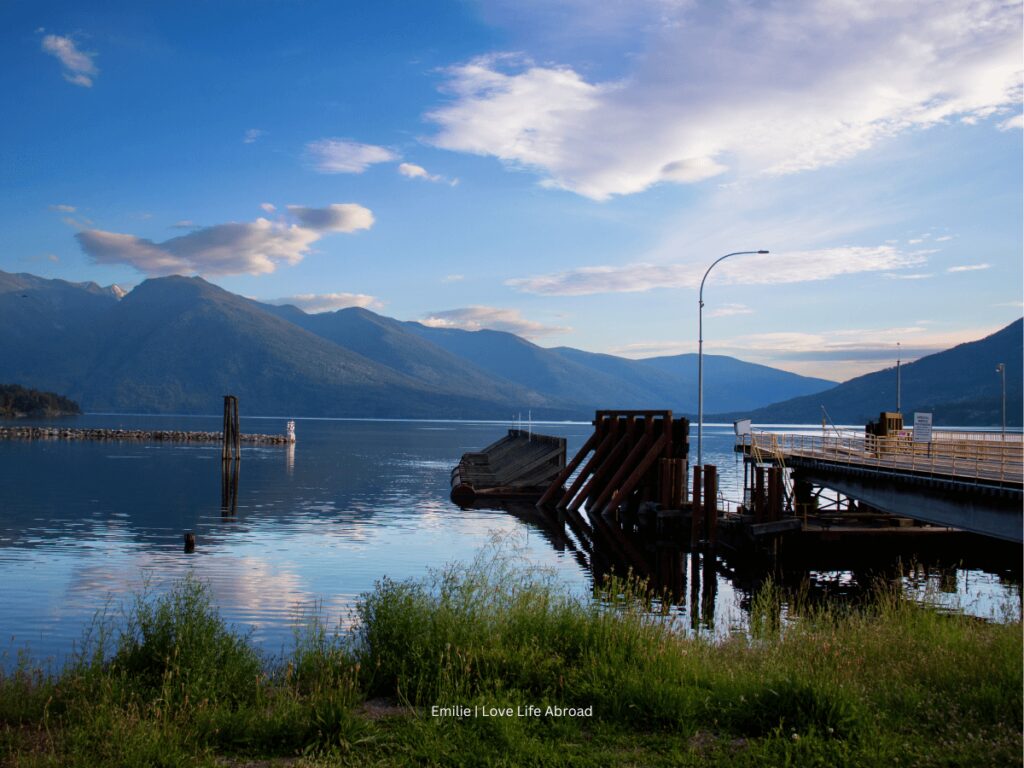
[739,430,1024,485]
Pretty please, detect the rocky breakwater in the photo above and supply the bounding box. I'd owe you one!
[0,426,293,444]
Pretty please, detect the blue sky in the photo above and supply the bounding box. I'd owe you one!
[1,0,1021,381]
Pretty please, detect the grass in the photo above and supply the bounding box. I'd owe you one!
[0,545,1020,767]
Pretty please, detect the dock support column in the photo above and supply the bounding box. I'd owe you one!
[754,466,766,523]
[768,467,783,522]
[704,465,718,546]
[690,465,703,548]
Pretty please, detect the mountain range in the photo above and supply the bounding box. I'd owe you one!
[0,270,834,419]
[0,269,1017,425]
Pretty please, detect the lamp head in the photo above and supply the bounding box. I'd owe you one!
[758,249,769,254]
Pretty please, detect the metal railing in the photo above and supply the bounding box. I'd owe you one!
[739,430,1024,485]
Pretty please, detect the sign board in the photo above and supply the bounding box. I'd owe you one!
[912,412,933,443]
[734,419,752,437]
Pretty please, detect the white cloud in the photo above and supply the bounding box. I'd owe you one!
[708,303,752,318]
[507,246,927,295]
[947,263,991,272]
[48,204,76,212]
[307,139,398,173]
[75,204,374,277]
[420,306,570,338]
[934,235,955,242]
[397,162,457,185]
[884,272,933,280]
[171,220,197,229]
[243,128,265,144]
[285,203,375,232]
[441,274,465,283]
[718,324,1002,366]
[998,114,1024,131]
[267,292,383,313]
[260,202,276,213]
[41,34,98,87]
[427,2,1022,199]
[399,162,434,180]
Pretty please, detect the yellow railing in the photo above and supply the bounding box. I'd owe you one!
[740,430,1024,485]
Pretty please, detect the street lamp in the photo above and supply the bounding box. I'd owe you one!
[697,249,769,467]
[996,363,1006,438]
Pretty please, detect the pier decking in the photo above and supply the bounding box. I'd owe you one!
[737,429,1023,542]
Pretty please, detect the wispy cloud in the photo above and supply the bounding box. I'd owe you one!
[420,306,570,338]
[427,2,1022,199]
[41,34,98,87]
[260,202,276,213]
[75,203,374,277]
[306,139,398,173]
[708,303,752,318]
[998,114,1023,131]
[507,246,927,296]
[718,325,1001,366]
[884,272,933,280]
[398,162,457,185]
[266,292,382,313]
[947,263,991,273]
[48,204,76,213]
[243,128,265,144]
[441,274,465,283]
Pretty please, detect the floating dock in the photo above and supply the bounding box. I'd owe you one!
[450,429,566,507]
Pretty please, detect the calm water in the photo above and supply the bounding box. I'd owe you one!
[0,415,1018,667]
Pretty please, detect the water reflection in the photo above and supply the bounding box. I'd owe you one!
[0,416,1018,667]
[488,494,1021,636]
[221,459,240,517]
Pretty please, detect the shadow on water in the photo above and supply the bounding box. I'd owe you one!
[484,497,1023,631]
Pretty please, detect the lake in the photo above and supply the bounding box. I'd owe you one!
[0,414,1018,667]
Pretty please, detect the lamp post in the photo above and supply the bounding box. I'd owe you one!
[996,363,1006,438]
[697,249,769,467]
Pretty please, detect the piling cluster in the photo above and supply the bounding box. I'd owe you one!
[0,426,292,444]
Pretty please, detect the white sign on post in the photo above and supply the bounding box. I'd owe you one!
[912,412,933,443]
[734,419,752,437]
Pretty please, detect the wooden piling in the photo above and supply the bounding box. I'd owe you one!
[754,466,766,523]
[768,466,783,522]
[537,431,597,508]
[704,464,718,546]
[222,395,241,462]
[690,464,703,547]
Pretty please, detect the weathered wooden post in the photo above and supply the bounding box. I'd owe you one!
[704,464,718,546]
[690,465,703,547]
[222,396,231,461]
[184,530,196,553]
[754,466,766,523]
[232,396,240,457]
[222,395,240,461]
[768,467,783,522]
